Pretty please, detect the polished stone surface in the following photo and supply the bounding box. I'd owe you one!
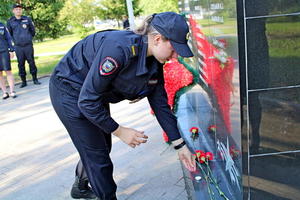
[246,15,300,90]
[245,0,300,17]
[249,153,300,200]
[177,86,243,200]
[247,88,300,155]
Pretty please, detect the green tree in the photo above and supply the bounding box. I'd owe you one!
[59,0,100,38]
[0,0,14,22]
[139,0,178,15]
[97,0,142,27]
[20,0,67,41]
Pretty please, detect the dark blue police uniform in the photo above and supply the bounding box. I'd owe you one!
[7,15,38,80]
[0,22,14,71]
[49,30,181,200]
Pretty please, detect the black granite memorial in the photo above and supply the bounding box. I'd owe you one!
[176,0,300,199]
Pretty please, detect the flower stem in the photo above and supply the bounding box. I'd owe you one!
[204,161,230,200]
[196,161,215,200]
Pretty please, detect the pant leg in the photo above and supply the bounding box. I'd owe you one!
[76,103,112,180]
[15,46,26,77]
[24,45,37,75]
[49,76,117,200]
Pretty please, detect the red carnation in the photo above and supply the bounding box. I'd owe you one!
[205,152,214,161]
[195,150,206,163]
[208,125,217,133]
[190,127,199,140]
[190,127,199,134]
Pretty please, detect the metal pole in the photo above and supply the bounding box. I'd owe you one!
[126,0,135,29]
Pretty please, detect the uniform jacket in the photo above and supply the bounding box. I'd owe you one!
[7,16,35,47]
[53,30,181,141]
[0,22,14,52]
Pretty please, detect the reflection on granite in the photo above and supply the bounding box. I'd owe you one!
[245,0,300,17]
[247,15,300,89]
[249,88,300,155]
[246,17,270,90]
[249,153,300,199]
[176,85,243,200]
[177,0,242,199]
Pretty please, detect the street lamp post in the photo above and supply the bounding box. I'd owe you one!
[126,0,135,30]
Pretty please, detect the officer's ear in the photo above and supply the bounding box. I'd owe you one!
[152,34,162,46]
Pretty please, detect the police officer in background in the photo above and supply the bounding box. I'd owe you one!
[7,4,41,88]
[49,12,196,200]
[0,22,16,99]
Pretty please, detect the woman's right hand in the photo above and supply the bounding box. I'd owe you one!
[9,52,14,59]
[112,125,148,148]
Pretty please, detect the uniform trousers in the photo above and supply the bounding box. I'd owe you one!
[15,44,37,76]
[49,75,117,200]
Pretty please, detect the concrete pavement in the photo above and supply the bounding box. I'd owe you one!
[0,77,188,200]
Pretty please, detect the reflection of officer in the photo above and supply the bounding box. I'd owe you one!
[0,22,16,99]
[7,4,41,88]
[49,12,196,200]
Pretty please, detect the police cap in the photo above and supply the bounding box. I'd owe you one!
[12,4,23,9]
[151,12,193,58]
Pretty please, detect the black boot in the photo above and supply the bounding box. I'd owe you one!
[70,176,97,199]
[20,76,27,88]
[32,74,41,85]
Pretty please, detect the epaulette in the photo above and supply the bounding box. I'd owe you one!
[130,44,139,57]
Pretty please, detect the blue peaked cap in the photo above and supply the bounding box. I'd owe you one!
[151,12,194,57]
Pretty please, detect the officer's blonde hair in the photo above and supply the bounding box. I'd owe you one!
[134,15,167,40]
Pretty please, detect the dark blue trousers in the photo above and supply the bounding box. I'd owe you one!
[15,45,37,76]
[49,75,117,200]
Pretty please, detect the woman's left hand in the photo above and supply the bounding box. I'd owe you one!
[178,145,196,172]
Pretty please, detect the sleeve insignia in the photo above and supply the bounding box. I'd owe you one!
[99,57,118,75]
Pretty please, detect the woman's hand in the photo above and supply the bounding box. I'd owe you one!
[178,145,196,172]
[112,125,148,148]
[9,52,14,59]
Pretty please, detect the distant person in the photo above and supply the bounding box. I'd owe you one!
[122,15,130,29]
[49,12,196,200]
[7,3,41,88]
[0,22,16,99]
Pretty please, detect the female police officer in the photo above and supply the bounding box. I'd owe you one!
[0,22,16,99]
[49,12,196,200]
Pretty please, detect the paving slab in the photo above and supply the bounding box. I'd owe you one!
[0,77,187,200]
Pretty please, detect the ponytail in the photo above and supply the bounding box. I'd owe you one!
[133,14,167,40]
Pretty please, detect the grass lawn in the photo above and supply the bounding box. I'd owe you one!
[11,55,64,83]
[9,30,101,83]
[9,33,86,83]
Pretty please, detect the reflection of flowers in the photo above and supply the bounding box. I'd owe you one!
[208,125,217,134]
[212,38,227,49]
[190,127,199,140]
[214,50,228,68]
[195,150,229,200]
[230,146,241,159]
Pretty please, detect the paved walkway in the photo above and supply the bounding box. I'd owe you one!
[0,77,187,200]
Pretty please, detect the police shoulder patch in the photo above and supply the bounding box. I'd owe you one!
[99,57,119,75]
